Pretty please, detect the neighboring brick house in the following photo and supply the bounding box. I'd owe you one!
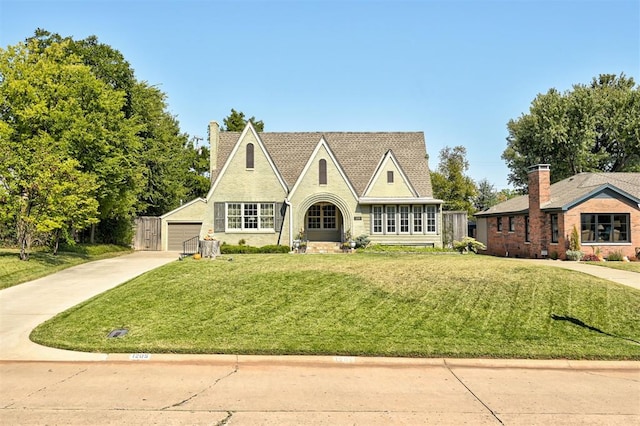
[475,165,640,260]
[160,121,443,251]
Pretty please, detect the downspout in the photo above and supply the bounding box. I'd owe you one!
[285,198,293,248]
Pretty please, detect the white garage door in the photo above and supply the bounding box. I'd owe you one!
[167,222,202,251]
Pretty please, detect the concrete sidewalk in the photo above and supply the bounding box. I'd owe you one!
[508,258,640,290]
[0,251,178,361]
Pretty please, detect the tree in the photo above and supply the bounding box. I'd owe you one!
[473,179,498,212]
[503,73,640,190]
[430,146,477,217]
[223,108,264,131]
[0,40,106,258]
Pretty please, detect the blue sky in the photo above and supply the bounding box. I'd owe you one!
[1,0,638,190]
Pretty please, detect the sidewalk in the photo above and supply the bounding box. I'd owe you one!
[509,258,640,290]
[0,251,178,361]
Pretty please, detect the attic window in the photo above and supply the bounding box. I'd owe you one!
[246,143,254,169]
[387,171,394,183]
[319,159,327,185]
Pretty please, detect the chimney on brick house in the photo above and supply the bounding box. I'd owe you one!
[528,164,551,258]
[209,121,219,183]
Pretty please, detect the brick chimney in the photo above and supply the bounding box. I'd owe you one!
[528,164,550,258]
[208,121,219,183]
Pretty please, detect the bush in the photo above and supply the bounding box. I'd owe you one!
[606,250,624,261]
[453,237,486,254]
[354,234,370,249]
[581,253,601,262]
[565,250,583,261]
[220,244,289,254]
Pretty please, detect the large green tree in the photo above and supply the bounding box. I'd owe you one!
[223,108,264,131]
[503,73,640,190]
[430,146,477,217]
[0,40,114,258]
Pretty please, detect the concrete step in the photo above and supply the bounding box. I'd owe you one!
[304,242,346,254]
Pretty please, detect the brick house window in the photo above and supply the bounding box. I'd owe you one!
[246,143,254,169]
[525,216,530,242]
[581,213,630,243]
[497,217,502,232]
[319,159,327,185]
[550,214,559,243]
[508,216,515,232]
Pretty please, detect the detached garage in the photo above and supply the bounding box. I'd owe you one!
[167,222,202,251]
[160,198,207,251]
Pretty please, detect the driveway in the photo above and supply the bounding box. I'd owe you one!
[0,252,638,424]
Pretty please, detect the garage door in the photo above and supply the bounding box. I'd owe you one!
[167,222,202,251]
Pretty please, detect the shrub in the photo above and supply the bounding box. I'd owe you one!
[453,237,486,254]
[581,253,600,262]
[354,234,370,249]
[220,244,289,254]
[549,251,559,260]
[569,225,581,252]
[606,250,624,261]
[565,250,583,261]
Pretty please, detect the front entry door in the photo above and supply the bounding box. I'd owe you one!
[305,203,341,241]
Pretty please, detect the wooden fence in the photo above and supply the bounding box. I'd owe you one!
[133,217,161,251]
[442,211,468,248]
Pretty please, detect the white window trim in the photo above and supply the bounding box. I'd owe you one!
[226,202,275,232]
[370,204,439,235]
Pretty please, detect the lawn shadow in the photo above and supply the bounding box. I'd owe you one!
[551,314,640,345]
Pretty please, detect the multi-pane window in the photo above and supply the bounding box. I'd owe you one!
[581,213,630,243]
[226,202,275,231]
[509,216,515,232]
[413,206,423,233]
[372,206,383,233]
[307,203,336,229]
[307,205,321,229]
[370,205,437,235]
[550,214,559,243]
[322,204,336,229]
[399,206,410,233]
[426,206,436,233]
[497,217,503,232]
[386,206,396,233]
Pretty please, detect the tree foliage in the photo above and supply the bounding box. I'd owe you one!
[430,146,477,216]
[503,73,640,190]
[473,178,498,212]
[1,30,204,257]
[223,108,264,132]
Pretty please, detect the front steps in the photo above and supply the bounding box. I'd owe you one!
[304,241,348,254]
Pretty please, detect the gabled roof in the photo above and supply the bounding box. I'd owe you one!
[476,172,640,217]
[211,130,434,198]
[363,149,418,197]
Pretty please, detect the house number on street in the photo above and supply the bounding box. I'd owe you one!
[130,353,151,360]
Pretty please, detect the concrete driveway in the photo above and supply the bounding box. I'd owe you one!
[0,252,638,424]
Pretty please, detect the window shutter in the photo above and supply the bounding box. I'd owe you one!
[214,202,225,232]
[276,202,286,231]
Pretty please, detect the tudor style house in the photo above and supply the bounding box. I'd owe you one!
[160,121,443,251]
[475,164,640,260]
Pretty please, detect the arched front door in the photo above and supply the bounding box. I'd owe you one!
[304,202,342,242]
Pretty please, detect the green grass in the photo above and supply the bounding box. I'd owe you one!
[586,261,640,273]
[0,245,133,290]
[31,254,640,359]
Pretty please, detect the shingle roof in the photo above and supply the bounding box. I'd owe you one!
[213,131,434,197]
[476,172,640,216]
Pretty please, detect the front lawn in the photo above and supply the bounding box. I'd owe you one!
[0,245,133,290]
[31,254,640,359]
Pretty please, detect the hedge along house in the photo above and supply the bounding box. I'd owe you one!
[475,164,640,260]
[161,121,443,251]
